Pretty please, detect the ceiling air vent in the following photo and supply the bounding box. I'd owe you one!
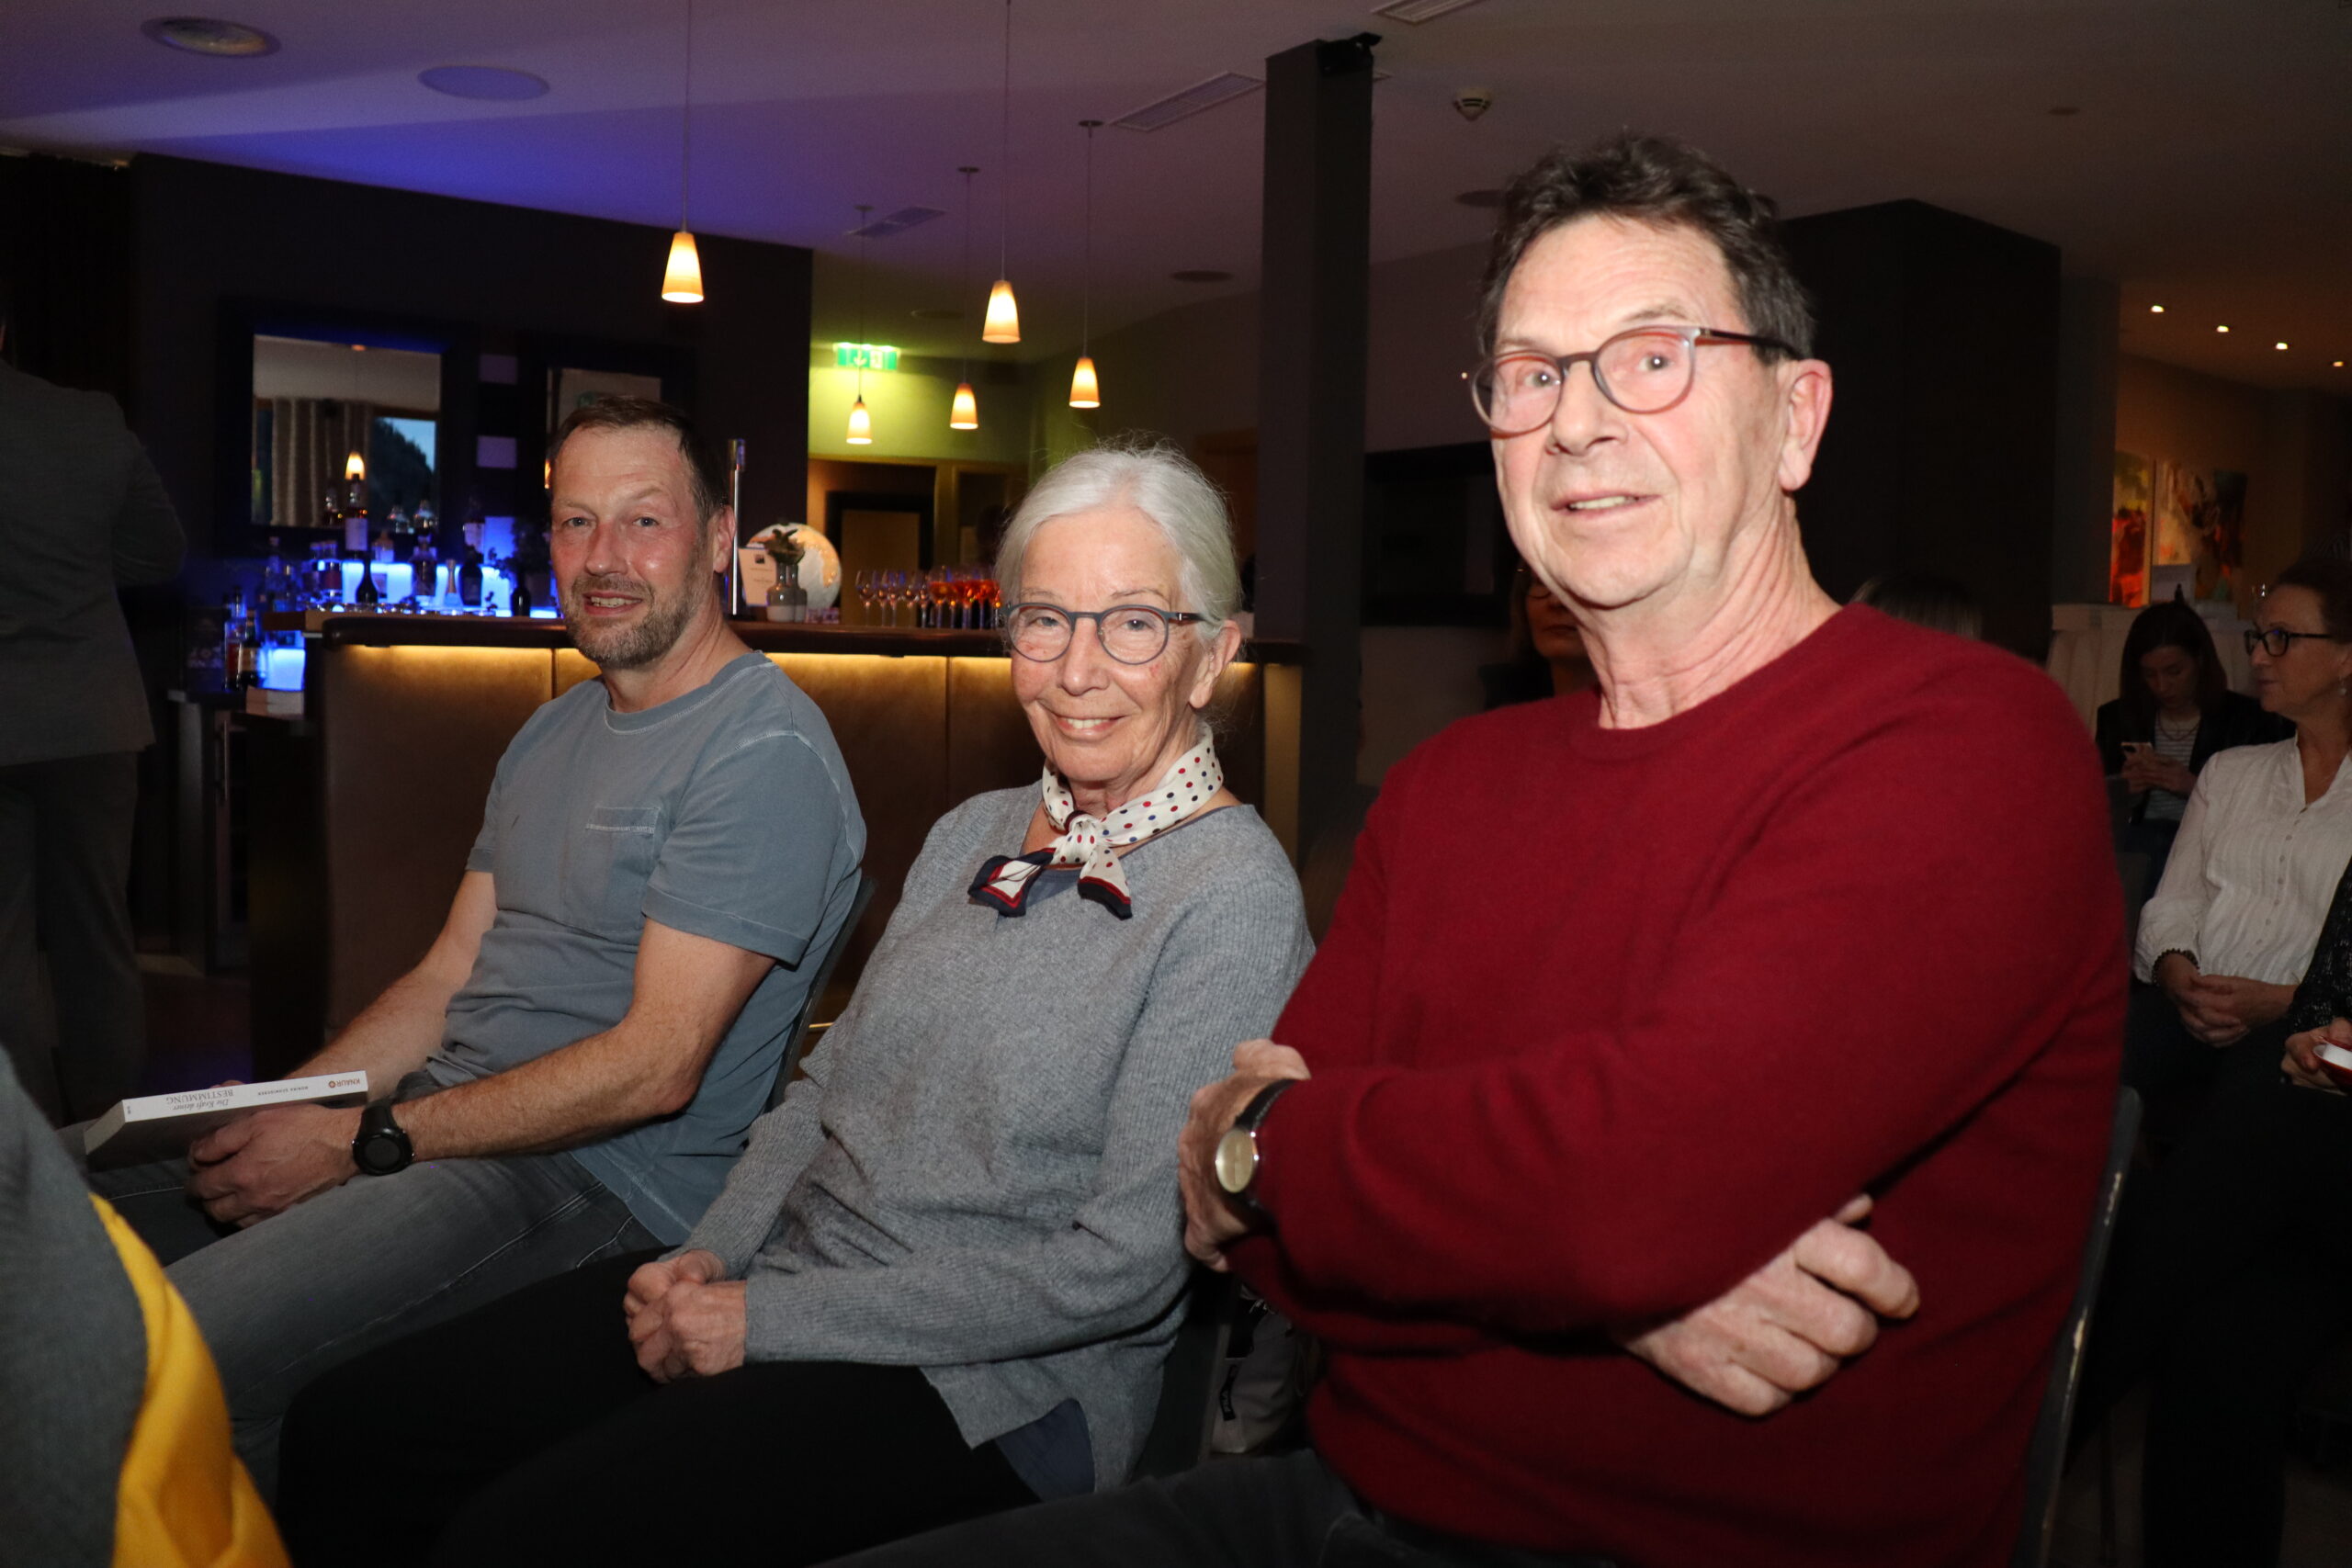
[1372,0,1487,22]
[846,207,947,240]
[1113,73,1263,132]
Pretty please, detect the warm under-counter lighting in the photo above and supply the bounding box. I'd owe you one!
[846,397,873,445]
[950,381,979,430]
[2275,341,2290,351]
[662,231,705,303]
[1069,355,1101,409]
[2216,324,2231,333]
[2149,304,2165,313]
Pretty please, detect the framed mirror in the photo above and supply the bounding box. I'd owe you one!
[213,301,477,558]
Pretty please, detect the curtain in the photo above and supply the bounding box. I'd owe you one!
[271,399,373,530]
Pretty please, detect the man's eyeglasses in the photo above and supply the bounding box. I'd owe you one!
[1003,603,1206,665]
[2245,626,2338,658]
[1464,325,1794,436]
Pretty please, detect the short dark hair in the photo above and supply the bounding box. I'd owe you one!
[1476,131,1815,362]
[2272,557,2352,643]
[2118,597,2225,724]
[546,396,726,526]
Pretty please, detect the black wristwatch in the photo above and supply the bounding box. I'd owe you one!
[1214,1080,1296,1208]
[351,1100,414,1177]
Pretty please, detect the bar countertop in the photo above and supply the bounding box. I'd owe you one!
[262,611,1305,662]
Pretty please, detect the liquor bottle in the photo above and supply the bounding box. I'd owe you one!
[353,551,380,608]
[512,576,533,620]
[343,493,369,554]
[458,548,483,609]
[222,588,257,689]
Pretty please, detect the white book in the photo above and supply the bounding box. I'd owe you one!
[83,1071,371,1171]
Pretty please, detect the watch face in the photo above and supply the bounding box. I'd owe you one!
[1215,1127,1257,1196]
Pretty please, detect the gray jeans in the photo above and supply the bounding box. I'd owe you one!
[81,1127,658,1497]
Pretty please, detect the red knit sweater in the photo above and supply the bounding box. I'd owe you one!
[1235,607,2125,1568]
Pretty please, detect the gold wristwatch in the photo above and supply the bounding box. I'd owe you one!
[1214,1080,1295,1207]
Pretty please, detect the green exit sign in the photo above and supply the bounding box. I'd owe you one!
[834,343,899,371]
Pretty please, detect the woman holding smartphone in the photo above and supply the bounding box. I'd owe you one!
[2095,596,2288,884]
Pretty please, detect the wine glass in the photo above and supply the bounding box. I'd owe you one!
[854,570,878,626]
[925,566,954,630]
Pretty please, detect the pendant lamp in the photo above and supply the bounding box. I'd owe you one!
[981,1,1020,343]
[950,166,980,430]
[661,0,705,303]
[1069,120,1102,409]
[846,205,875,446]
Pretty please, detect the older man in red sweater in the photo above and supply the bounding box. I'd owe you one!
[833,132,2121,1568]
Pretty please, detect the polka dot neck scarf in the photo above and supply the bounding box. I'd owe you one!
[969,738,1223,920]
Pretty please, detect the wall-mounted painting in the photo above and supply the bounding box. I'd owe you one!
[2109,451,2152,606]
[2154,461,2248,603]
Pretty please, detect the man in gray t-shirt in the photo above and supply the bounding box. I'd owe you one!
[85,398,862,1490]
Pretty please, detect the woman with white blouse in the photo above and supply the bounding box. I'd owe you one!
[2130,558,2352,1100]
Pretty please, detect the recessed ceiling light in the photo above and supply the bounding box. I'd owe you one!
[2336,360,2346,369]
[418,65,549,101]
[1171,269,1234,284]
[1455,188,1504,209]
[2149,304,2165,314]
[141,17,278,56]
[2216,324,2230,333]
[2276,341,2290,350]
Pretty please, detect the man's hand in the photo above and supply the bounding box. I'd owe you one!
[628,1276,748,1382]
[1614,1196,1920,1416]
[1178,1040,1311,1271]
[184,1103,365,1227]
[2282,1019,2352,1095]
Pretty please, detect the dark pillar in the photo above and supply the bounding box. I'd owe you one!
[1783,199,2062,656]
[1254,34,1374,862]
[2054,277,2121,604]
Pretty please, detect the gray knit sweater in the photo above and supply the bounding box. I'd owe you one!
[682,786,1312,1489]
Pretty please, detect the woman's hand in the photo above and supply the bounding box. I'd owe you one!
[624,1250,730,1381]
[629,1277,749,1383]
[2177,974,2295,1045]
[2120,750,2195,797]
[2282,1019,2352,1095]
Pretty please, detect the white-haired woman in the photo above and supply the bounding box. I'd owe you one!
[275,440,1312,1567]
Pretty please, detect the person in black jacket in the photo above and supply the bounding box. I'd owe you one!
[2094,596,2289,885]
[0,281,185,1122]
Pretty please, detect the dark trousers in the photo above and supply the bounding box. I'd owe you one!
[825,1450,1623,1568]
[275,1252,1035,1568]
[0,750,141,1122]
[2077,1031,2352,1566]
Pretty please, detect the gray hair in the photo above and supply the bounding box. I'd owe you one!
[994,437,1241,646]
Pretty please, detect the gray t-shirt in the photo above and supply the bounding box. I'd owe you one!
[435,651,865,1243]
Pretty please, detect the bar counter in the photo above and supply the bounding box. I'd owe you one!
[245,613,1301,1073]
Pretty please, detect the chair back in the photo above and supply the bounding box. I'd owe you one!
[2011,1085,2142,1568]
[765,873,876,1112]
[1132,1269,1237,1478]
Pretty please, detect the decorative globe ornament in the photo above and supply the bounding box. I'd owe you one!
[751,524,842,611]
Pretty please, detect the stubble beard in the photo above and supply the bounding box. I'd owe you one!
[562,573,701,671]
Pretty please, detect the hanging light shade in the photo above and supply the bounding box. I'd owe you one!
[661,0,705,304]
[344,448,368,480]
[1069,355,1101,409]
[981,2,1021,344]
[950,380,979,430]
[982,278,1021,344]
[662,230,705,303]
[846,397,873,445]
[1069,121,1102,411]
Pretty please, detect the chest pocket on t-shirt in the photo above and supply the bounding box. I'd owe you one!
[566,805,663,934]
